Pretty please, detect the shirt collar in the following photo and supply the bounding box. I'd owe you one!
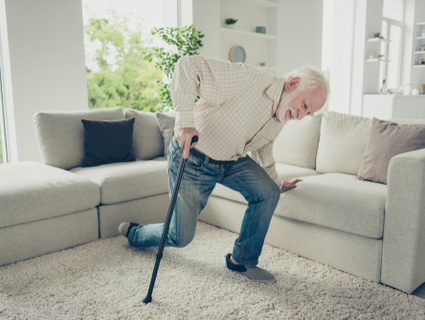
[266,77,286,114]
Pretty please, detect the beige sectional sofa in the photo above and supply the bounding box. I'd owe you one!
[0,162,100,266]
[0,107,424,295]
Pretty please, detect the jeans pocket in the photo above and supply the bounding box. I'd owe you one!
[186,153,203,169]
[169,137,204,171]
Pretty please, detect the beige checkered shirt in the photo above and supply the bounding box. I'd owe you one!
[170,55,288,187]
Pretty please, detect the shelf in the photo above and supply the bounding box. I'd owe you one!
[416,22,425,26]
[366,58,391,62]
[415,36,425,40]
[413,65,425,68]
[228,0,278,8]
[414,51,425,54]
[219,0,278,77]
[220,28,277,40]
[367,38,391,43]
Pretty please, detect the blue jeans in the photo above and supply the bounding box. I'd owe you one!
[128,137,280,266]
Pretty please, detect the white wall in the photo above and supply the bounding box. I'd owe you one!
[350,0,368,116]
[277,0,323,76]
[191,0,220,59]
[328,0,356,114]
[0,0,88,162]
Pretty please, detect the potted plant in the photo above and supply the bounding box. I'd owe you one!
[143,24,204,111]
[225,18,238,29]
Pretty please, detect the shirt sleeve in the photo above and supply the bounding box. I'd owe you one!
[251,142,282,189]
[169,55,249,130]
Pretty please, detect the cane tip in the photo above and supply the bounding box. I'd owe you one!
[143,296,152,304]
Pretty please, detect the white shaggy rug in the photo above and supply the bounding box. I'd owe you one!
[1,222,425,320]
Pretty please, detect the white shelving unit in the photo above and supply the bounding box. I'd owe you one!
[365,37,391,63]
[366,58,391,63]
[367,37,392,43]
[363,94,425,120]
[413,22,425,66]
[220,28,277,40]
[219,0,278,74]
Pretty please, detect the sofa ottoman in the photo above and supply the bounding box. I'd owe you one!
[69,159,170,238]
[0,162,100,266]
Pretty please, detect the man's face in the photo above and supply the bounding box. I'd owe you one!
[276,78,327,122]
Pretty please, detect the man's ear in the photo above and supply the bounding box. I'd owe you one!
[285,77,301,92]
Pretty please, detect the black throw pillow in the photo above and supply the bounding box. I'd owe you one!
[81,118,136,167]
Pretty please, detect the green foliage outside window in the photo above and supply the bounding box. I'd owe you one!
[84,10,162,112]
[143,25,204,111]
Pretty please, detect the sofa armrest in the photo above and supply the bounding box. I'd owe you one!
[381,148,425,293]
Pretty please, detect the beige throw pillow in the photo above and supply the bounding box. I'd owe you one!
[124,109,164,160]
[357,118,425,184]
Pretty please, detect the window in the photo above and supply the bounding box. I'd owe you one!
[379,0,404,91]
[82,0,177,112]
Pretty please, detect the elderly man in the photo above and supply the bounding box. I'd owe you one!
[119,55,329,283]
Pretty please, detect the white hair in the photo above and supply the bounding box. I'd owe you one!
[283,65,330,99]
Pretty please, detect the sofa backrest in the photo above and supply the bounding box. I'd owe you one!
[34,107,124,170]
[124,109,164,160]
[273,113,323,170]
[316,112,425,176]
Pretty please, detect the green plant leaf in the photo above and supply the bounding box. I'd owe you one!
[142,24,204,111]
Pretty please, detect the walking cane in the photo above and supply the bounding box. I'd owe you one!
[143,135,199,304]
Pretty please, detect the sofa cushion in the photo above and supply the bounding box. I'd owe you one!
[70,160,169,205]
[316,112,372,175]
[34,107,124,170]
[358,118,425,184]
[274,173,387,239]
[0,162,100,229]
[212,163,320,204]
[275,163,320,181]
[124,109,164,160]
[273,114,323,169]
[81,118,136,167]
